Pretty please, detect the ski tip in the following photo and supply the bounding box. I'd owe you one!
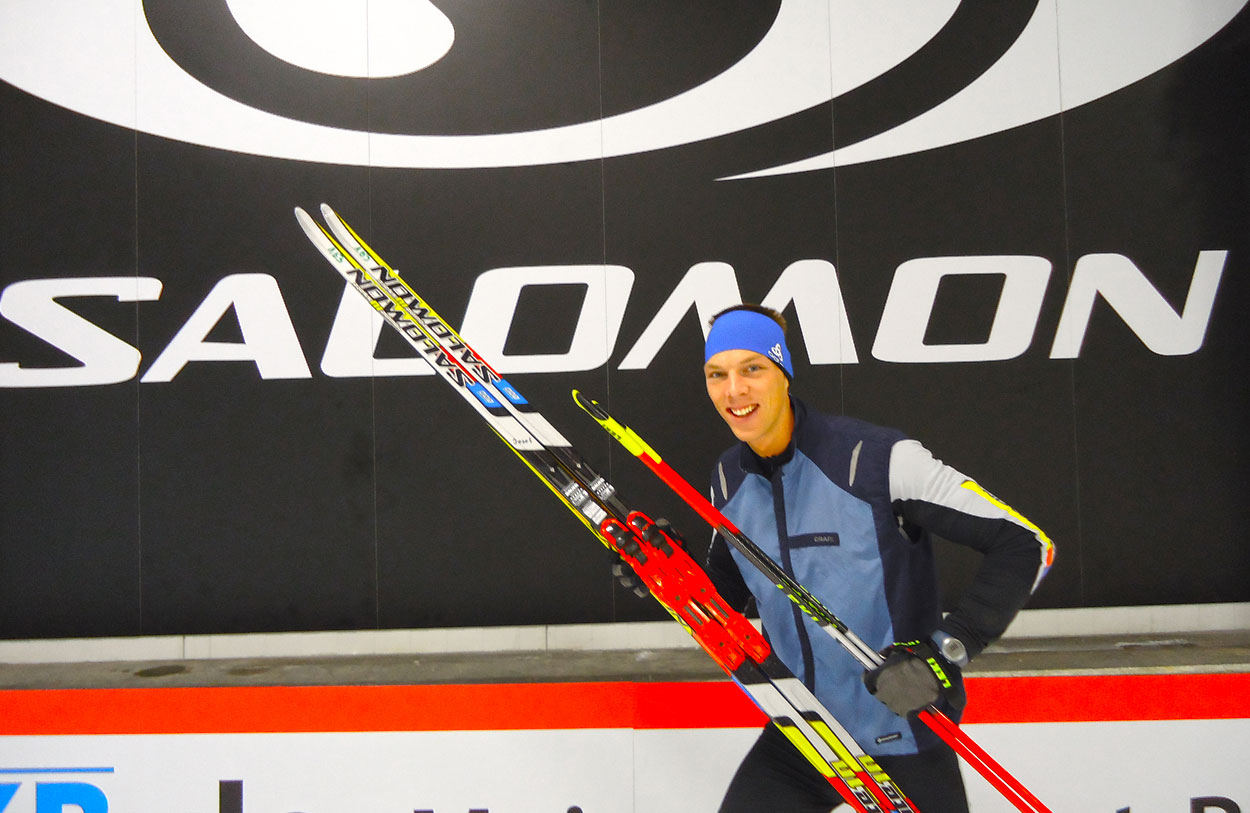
[572,389,609,421]
[573,390,662,461]
[319,202,338,222]
[293,206,322,238]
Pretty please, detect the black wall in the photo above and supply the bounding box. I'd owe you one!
[2,1,1247,638]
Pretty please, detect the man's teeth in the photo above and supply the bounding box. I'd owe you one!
[729,405,757,417]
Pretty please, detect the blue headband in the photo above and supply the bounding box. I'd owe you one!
[704,309,793,377]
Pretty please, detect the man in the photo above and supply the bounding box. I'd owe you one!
[701,304,1054,812]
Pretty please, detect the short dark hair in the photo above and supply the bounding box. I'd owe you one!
[709,303,787,332]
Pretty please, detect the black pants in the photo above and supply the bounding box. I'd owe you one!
[719,724,970,813]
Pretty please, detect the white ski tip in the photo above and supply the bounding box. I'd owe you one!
[293,206,318,233]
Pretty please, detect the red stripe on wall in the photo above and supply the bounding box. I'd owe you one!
[0,682,764,736]
[0,673,1245,736]
[961,673,1250,724]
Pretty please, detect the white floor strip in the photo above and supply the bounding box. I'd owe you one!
[0,603,1246,665]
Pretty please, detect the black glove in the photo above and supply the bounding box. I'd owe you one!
[645,516,685,555]
[610,517,684,598]
[611,557,649,597]
[862,639,966,718]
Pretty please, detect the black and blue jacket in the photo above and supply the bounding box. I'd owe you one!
[706,397,1054,756]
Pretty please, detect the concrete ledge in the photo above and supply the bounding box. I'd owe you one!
[998,601,1250,638]
[0,622,687,665]
[1,603,1246,666]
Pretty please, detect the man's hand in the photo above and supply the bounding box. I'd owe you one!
[611,557,649,597]
[610,517,684,598]
[862,640,966,717]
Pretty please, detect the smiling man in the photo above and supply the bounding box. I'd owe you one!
[705,311,790,455]
[700,304,1055,812]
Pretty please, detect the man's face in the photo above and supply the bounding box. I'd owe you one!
[704,348,793,457]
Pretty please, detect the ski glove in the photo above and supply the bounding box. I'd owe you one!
[862,639,967,718]
[610,517,684,598]
[611,558,649,598]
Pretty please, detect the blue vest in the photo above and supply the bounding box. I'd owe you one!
[712,397,949,755]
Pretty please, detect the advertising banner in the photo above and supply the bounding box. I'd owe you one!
[1,1,1248,638]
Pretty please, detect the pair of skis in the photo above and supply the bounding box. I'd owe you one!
[294,204,1050,812]
[295,203,911,812]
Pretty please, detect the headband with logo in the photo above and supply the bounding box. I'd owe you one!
[704,309,793,377]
